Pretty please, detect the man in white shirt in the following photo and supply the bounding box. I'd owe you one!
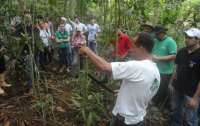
[69,16,87,33]
[39,27,51,47]
[60,17,73,35]
[87,19,101,53]
[79,32,160,126]
[60,17,73,65]
[38,22,51,70]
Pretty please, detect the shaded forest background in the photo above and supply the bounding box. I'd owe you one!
[0,0,200,126]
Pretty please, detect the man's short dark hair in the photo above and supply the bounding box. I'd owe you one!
[136,32,154,53]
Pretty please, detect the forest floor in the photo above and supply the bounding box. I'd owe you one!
[0,63,169,126]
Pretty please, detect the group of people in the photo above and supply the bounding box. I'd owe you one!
[80,22,200,126]
[36,16,101,72]
[0,11,101,95]
[140,24,200,126]
[0,10,200,126]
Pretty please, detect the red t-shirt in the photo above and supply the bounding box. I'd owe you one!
[112,33,132,58]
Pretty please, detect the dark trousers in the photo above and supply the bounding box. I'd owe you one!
[153,74,172,109]
[0,56,5,74]
[79,55,84,70]
[21,54,33,88]
[110,114,144,126]
[58,47,71,66]
[39,46,52,68]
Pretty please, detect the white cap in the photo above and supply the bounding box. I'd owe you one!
[184,28,200,39]
[197,29,200,39]
[61,17,66,22]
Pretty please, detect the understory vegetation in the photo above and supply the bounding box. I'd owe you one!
[0,0,200,126]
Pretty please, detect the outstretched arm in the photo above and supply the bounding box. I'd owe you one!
[79,46,112,73]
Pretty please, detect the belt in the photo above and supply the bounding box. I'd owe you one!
[115,114,144,126]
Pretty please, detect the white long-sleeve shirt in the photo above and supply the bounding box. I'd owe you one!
[39,29,51,46]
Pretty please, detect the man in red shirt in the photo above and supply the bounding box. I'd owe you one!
[112,29,132,60]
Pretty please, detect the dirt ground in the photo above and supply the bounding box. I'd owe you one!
[0,66,169,126]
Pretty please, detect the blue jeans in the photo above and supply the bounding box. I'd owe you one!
[171,90,199,126]
[58,44,72,66]
[88,41,97,54]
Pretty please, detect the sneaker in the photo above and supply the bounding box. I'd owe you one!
[1,81,11,87]
[0,87,5,95]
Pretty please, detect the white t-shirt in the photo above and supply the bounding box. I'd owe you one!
[39,29,51,46]
[111,60,160,125]
[87,24,100,41]
[71,22,87,33]
[64,23,73,35]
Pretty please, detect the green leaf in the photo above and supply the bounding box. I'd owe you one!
[71,98,81,108]
[86,112,93,126]
[48,0,57,6]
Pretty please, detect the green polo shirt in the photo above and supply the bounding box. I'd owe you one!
[55,31,69,48]
[152,36,177,74]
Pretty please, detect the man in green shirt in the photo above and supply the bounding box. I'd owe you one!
[55,24,71,73]
[152,26,177,108]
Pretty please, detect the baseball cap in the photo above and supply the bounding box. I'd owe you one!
[141,21,154,29]
[184,28,200,39]
[154,26,168,33]
[198,29,200,39]
[61,17,67,22]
